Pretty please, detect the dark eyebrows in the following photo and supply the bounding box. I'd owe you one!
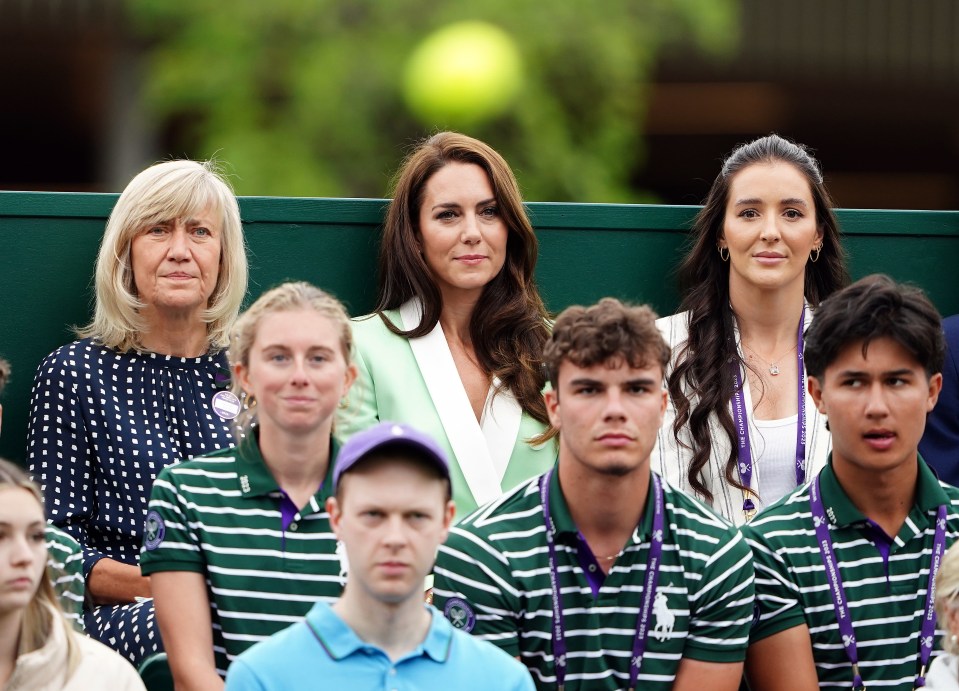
[628,377,659,387]
[835,368,916,379]
[431,197,497,212]
[733,197,809,207]
[568,377,602,388]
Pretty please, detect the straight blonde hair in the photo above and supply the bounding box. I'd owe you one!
[78,159,248,352]
[228,282,353,438]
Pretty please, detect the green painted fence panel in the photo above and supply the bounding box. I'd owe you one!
[1,192,957,464]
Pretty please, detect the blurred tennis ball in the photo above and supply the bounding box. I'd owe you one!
[403,21,523,127]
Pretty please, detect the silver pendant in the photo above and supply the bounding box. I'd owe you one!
[769,363,780,376]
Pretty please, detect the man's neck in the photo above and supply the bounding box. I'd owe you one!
[832,453,920,537]
[557,458,650,563]
[332,586,431,662]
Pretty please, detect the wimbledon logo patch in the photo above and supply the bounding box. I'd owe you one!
[144,510,166,551]
[444,597,476,633]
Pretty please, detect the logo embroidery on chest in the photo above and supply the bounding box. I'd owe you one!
[652,590,675,641]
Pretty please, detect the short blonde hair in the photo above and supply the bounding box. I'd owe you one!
[228,282,353,437]
[0,459,79,674]
[78,159,248,352]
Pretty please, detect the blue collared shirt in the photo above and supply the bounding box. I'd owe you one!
[225,601,534,690]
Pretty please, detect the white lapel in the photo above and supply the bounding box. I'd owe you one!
[480,379,523,481]
[399,299,507,505]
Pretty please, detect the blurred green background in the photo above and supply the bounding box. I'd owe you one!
[128,0,737,201]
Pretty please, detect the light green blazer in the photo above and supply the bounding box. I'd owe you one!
[336,303,555,518]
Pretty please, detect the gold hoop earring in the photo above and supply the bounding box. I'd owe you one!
[245,394,257,409]
[810,246,822,263]
[718,246,729,262]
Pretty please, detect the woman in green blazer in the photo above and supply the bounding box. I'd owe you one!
[336,132,555,518]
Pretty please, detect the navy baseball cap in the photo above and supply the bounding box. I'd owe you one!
[333,422,451,490]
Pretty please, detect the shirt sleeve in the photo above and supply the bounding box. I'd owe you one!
[741,523,807,643]
[45,525,86,628]
[334,330,379,441]
[138,467,206,576]
[684,528,756,663]
[432,525,523,656]
[27,347,105,578]
[224,658,269,691]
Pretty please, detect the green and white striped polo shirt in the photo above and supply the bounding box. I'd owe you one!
[433,468,754,690]
[139,433,343,676]
[45,524,84,630]
[743,457,959,689]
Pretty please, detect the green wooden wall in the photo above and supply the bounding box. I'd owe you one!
[1,191,957,464]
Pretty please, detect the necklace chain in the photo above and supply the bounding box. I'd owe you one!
[596,549,624,561]
[741,340,797,376]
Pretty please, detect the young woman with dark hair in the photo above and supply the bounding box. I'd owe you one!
[653,134,850,524]
[337,131,554,518]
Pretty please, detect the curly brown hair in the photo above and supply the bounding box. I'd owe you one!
[544,298,671,388]
[668,134,850,502]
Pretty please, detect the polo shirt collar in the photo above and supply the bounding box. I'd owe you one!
[819,453,948,527]
[308,602,452,663]
[235,430,339,503]
[549,467,659,544]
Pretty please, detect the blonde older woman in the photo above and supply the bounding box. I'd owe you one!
[26,159,248,666]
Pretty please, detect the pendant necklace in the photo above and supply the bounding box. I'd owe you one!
[741,340,797,376]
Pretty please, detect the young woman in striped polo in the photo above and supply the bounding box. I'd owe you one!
[140,282,357,688]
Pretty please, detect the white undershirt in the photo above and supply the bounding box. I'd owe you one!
[753,414,799,509]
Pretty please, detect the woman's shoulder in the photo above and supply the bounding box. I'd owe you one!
[655,310,692,347]
[351,310,406,344]
[69,632,145,690]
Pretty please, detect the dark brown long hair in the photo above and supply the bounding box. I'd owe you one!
[375,132,551,428]
[669,134,850,502]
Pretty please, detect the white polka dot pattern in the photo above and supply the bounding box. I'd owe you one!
[26,338,235,665]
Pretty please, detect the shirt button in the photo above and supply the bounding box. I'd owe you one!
[588,564,597,572]
[390,668,397,676]
[289,522,298,531]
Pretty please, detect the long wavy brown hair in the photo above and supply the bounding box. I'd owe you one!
[669,134,850,502]
[374,132,551,430]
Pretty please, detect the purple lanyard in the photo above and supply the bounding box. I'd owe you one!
[730,305,807,520]
[540,469,665,691]
[810,476,947,690]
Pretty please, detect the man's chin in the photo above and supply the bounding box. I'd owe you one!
[595,461,639,478]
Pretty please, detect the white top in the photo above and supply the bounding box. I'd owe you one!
[651,309,832,526]
[927,653,959,690]
[753,414,798,509]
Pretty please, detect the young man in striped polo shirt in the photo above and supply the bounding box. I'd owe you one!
[744,275,954,690]
[433,298,755,691]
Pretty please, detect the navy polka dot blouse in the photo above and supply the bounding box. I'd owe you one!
[27,338,235,577]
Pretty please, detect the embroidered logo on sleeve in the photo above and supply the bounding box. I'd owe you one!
[444,597,476,633]
[144,510,166,550]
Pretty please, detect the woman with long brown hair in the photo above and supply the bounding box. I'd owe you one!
[337,132,554,518]
[653,134,849,524]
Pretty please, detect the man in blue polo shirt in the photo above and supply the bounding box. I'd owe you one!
[225,422,534,691]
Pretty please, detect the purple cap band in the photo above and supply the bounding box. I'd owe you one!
[334,422,451,490]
